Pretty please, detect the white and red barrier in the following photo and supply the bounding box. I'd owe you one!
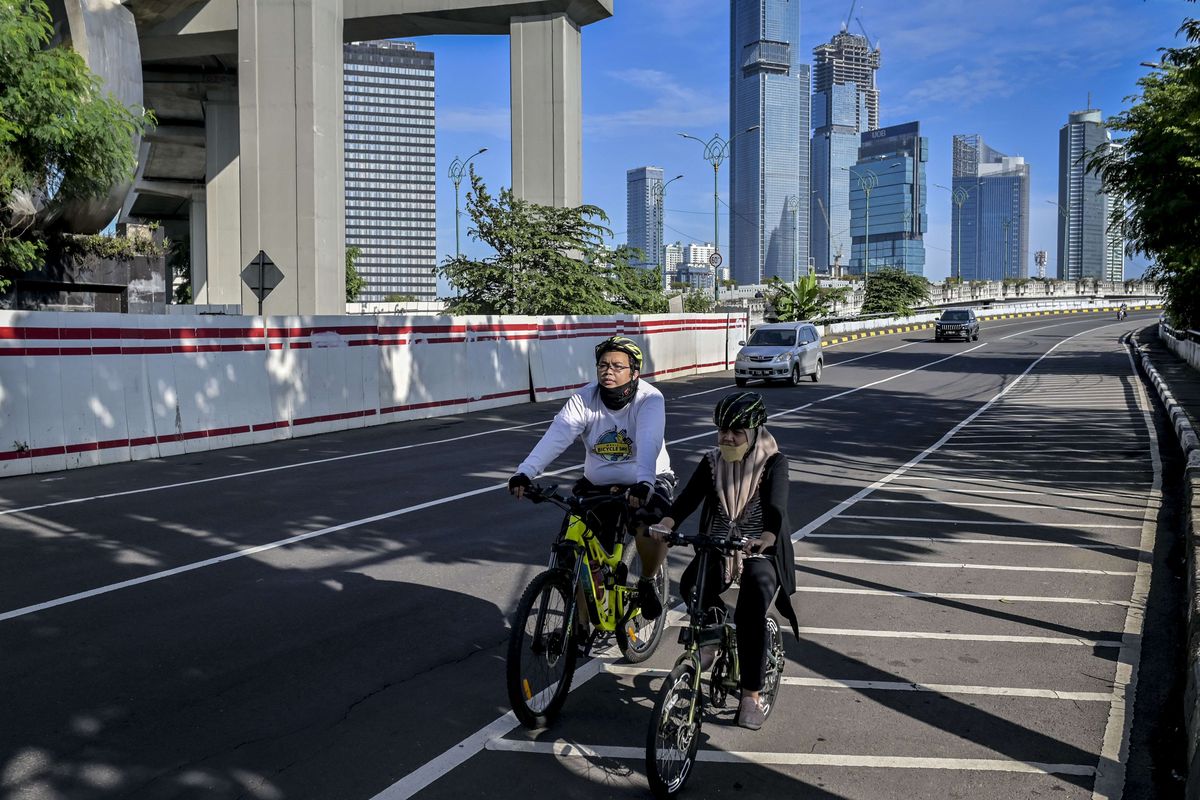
[0,309,747,477]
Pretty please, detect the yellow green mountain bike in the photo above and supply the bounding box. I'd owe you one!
[506,484,670,729]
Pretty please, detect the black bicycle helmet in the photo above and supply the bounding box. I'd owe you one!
[594,335,643,371]
[713,391,767,430]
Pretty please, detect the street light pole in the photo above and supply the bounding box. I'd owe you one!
[448,147,487,260]
[651,174,683,285]
[679,126,759,301]
[1002,217,1012,279]
[936,181,982,280]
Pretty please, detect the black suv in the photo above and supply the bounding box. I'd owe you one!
[935,308,980,342]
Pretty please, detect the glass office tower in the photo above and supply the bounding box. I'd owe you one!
[1057,109,1123,281]
[849,121,927,276]
[730,0,810,285]
[951,135,1030,281]
[344,41,437,301]
[811,30,879,274]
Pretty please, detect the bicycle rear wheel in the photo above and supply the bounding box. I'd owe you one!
[506,570,578,729]
[617,546,669,664]
[759,614,785,719]
[646,661,703,798]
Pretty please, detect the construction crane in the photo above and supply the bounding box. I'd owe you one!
[841,0,857,33]
[856,16,880,51]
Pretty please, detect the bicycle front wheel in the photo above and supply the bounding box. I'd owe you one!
[759,614,785,719]
[617,546,669,664]
[506,570,578,729]
[646,661,703,798]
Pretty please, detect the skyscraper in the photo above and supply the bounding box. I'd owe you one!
[626,166,664,276]
[344,41,437,301]
[730,0,810,286]
[849,121,927,276]
[811,30,880,274]
[1057,109,1123,281]
[951,135,1030,281]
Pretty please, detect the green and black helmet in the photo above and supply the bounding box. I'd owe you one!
[713,391,767,430]
[594,335,643,371]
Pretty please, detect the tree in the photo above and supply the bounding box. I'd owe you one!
[861,267,929,316]
[438,171,666,315]
[681,291,714,313]
[1088,4,1200,327]
[0,0,153,290]
[345,245,364,302]
[764,272,847,322]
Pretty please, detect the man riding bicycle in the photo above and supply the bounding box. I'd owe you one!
[509,335,675,621]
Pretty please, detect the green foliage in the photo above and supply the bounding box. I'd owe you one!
[60,231,168,261]
[383,293,417,303]
[0,0,154,292]
[861,267,929,316]
[681,291,714,313]
[1088,5,1200,327]
[345,245,364,302]
[944,276,963,286]
[764,272,847,322]
[167,234,190,304]
[438,171,666,315]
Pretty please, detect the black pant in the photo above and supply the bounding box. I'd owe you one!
[680,551,778,692]
[573,474,676,552]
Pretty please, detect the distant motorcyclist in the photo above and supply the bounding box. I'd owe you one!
[1118,303,1128,321]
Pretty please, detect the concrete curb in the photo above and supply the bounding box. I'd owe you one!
[1131,328,1200,792]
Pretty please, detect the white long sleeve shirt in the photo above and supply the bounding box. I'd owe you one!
[517,381,672,486]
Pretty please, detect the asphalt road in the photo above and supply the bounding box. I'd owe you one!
[0,309,1181,800]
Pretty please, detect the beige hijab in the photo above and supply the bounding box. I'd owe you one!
[709,427,779,524]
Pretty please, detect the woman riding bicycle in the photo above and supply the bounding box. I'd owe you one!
[650,391,799,730]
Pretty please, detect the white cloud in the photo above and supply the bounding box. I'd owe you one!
[438,107,510,138]
[585,69,724,136]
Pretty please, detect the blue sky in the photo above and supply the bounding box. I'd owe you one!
[417,0,1190,285]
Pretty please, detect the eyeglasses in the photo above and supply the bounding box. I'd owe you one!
[596,361,631,374]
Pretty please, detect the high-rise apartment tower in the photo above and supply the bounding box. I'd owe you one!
[343,41,436,301]
[626,166,664,279]
[729,0,810,285]
[1057,109,1123,281]
[849,121,927,276]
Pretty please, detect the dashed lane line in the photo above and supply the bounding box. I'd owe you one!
[600,666,1114,701]
[793,586,1131,606]
[806,534,1133,550]
[483,739,1098,775]
[835,515,1141,529]
[796,557,1136,577]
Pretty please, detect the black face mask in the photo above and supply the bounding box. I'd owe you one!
[600,377,639,410]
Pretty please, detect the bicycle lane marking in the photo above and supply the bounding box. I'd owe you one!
[0,343,998,624]
[367,329,1126,799]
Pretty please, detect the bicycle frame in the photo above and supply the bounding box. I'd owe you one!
[542,494,635,636]
[673,542,739,727]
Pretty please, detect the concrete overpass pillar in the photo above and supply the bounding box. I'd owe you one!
[510,13,582,208]
[198,90,241,305]
[236,0,345,315]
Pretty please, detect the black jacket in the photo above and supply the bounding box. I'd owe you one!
[667,450,800,636]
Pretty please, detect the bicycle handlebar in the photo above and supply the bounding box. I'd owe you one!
[523,483,629,513]
[658,529,748,553]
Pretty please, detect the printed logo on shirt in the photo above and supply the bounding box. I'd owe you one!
[592,427,634,462]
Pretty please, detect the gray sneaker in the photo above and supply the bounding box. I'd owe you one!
[737,695,767,730]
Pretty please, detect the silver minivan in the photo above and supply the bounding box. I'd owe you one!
[734,322,824,387]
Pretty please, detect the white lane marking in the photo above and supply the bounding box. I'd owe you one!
[601,665,1113,700]
[1,341,995,622]
[1091,341,1160,800]
[794,586,1131,606]
[367,648,613,800]
[835,515,1141,529]
[788,626,1122,647]
[999,318,1124,340]
[878,488,1127,499]
[890,476,1146,487]
[484,739,1097,775]
[796,556,1136,576]
[0,418,555,518]
[366,325,1121,798]
[857,499,1135,512]
[806,534,1131,550]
